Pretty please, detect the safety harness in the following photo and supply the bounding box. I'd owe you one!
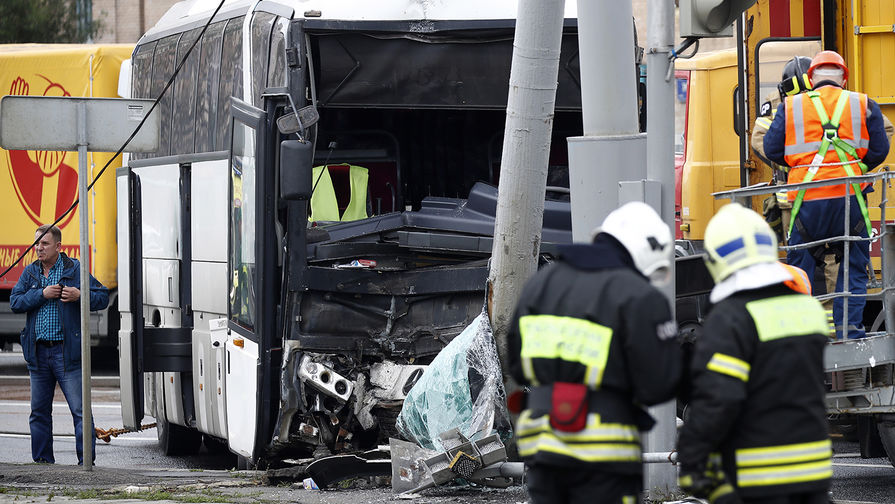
[788,90,872,240]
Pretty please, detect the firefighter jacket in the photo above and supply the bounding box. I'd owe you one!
[507,237,682,474]
[751,95,781,169]
[677,283,830,499]
[764,84,890,202]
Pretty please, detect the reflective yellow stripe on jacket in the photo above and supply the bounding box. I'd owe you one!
[745,294,828,342]
[735,439,832,487]
[518,315,612,387]
[706,352,750,382]
[516,410,641,463]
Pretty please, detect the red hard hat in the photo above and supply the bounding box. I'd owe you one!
[808,51,848,83]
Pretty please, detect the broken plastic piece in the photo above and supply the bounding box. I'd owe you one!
[334,259,377,269]
[306,449,391,488]
[396,311,512,450]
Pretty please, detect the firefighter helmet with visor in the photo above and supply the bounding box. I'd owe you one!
[703,203,779,283]
[595,201,672,286]
[778,56,813,100]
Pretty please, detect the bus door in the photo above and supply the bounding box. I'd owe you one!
[118,161,194,432]
[225,98,278,460]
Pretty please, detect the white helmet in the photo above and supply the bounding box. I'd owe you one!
[595,202,672,285]
[703,202,778,283]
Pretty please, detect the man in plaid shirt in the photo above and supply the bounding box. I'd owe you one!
[10,225,108,465]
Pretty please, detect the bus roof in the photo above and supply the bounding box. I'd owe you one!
[146,0,579,40]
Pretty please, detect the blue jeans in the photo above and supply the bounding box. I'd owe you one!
[787,197,870,339]
[29,343,95,464]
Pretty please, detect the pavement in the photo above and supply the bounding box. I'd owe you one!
[0,462,531,504]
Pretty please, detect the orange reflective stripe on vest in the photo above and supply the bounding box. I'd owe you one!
[783,87,869,202]
[781,263,811,295]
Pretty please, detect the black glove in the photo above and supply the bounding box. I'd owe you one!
[678,462,716,499]
[762,194,784,242]
[679,461,742,504]
[712,489,743,504]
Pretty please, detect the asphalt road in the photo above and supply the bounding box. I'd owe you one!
[1,349,894,503]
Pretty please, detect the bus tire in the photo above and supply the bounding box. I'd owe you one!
[157,415,202,456]
[203,434,237,464]
[236,455,253,470]
[858,415,886,458]
[878,414,895,469]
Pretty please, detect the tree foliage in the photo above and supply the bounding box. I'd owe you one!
[0,0,102,43]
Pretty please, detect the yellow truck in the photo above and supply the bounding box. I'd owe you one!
[0,44,133,348]
[676,0,895,464]
[679,1,895,248]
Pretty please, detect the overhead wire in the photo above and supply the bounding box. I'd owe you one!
[0,0,228,281]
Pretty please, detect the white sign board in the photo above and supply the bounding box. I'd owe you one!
[0,96,159,153]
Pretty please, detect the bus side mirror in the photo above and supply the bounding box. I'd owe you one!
[280,140,313,201]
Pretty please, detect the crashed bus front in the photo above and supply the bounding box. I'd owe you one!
[118,0,588,464]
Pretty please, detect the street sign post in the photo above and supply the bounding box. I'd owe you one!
[0,96,158,470]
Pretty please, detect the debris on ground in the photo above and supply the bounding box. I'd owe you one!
[305,448,391,488]
[390,429,523,494]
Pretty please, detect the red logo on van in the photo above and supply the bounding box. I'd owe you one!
[5,75,78,228]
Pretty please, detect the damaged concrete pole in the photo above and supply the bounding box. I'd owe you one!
[488,0,566,371]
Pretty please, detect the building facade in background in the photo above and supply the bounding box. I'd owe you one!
[92,0,180,44]
[93,0,736,51]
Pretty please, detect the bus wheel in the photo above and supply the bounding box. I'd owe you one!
[157,415,202,456]
[203,434,236,465]
[236,455,254,470]
[878,414,895,469]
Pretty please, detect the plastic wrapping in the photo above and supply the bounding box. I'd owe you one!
[396,311,512,450]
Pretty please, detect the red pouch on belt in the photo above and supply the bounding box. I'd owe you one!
[549,382,589,432]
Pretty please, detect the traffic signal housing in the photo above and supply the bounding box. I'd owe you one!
[680,0,757,38]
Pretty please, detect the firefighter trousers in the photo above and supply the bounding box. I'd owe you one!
[525,463,641,504]
[742,490,830,504]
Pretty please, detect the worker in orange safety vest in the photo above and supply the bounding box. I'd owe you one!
[764,50,891,339]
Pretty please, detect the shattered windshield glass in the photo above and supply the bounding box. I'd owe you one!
[396,311,513,451]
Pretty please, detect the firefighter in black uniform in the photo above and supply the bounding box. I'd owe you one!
[677,202,831,504]
[508,201,683,504]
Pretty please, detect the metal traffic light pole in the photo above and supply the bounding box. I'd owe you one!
[644,0,678,493]
[76,101,94,469]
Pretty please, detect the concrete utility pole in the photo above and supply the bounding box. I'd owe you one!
[488,0,566,368]
[644,0,679,493]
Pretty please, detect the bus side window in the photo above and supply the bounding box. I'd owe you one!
[217,17,245,151]
[151,34,179,158]
[250,12,276,105]
[130,41,157,160]
[267,17,289,89]
[173,28,202,155]
[195,21,226,154]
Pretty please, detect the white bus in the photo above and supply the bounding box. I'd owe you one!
[117,0,595,464]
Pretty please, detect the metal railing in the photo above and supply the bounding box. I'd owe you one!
[712,169,895,339]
